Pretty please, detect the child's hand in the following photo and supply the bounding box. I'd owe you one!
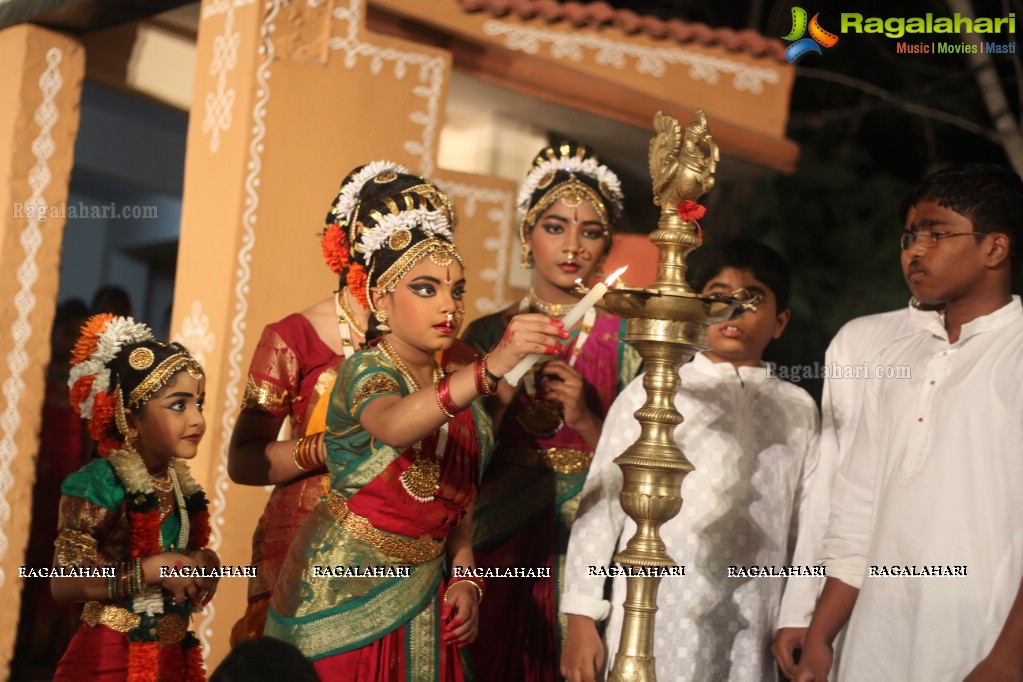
[142,552,202,606]
[771,627,806,679]
[560,614,605,682]
[487,314,567,378]
[791,637,833,682]
[540,360,594,431]
[440,582,479,647]
[187,548,221,606]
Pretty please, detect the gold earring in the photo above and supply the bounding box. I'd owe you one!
[520,246,534,269]
[114,387,131,438]
[375,309,391,332]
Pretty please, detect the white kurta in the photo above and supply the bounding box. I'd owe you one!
[777,302,938,628]
[822,297,1023,681]
[561,353,819,681]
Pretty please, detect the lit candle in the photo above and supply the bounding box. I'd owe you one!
[504,266,628,387]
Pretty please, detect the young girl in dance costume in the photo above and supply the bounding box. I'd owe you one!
[463,142,641,681]
[52,314,219,682]
[229,161,477,644]
[265,166,567,680]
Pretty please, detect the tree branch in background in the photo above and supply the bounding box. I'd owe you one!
[795,66,1001,144]
[945,0,1023,174]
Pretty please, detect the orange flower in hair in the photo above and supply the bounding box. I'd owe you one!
[69,376,95,415]
[347,262,368,308]
[97,435,120,457]
[88,391,117,442]
[71,313,115,365]
[321,224,350,276]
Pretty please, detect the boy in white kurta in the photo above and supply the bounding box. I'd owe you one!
[796,163,1023,682]
[560,240,819,681]
[773,302,941,678]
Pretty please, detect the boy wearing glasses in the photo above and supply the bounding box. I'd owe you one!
[794,164,1023,682]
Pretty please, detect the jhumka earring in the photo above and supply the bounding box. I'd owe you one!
[520,246,534,269]
[375,310,391,332]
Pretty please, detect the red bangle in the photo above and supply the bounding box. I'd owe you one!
[434,376,463,419]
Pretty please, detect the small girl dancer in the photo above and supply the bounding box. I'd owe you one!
[51,314,219,682]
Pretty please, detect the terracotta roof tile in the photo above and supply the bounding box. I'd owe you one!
[457,0,787,62]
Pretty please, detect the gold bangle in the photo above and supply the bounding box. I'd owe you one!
[293,436,311,472]
[476,354,498,396]
[444,578,483,604]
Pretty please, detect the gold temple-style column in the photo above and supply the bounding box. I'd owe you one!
[602,111,753,681]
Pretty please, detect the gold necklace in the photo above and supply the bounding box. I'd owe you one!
[336,288,367,336]
[379,339,448,502]
[150,472,173,493]
[528,288,576,318]
[380,338,441,389]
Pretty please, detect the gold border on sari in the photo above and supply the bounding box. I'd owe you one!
[241,375,293,416]
[324,491,444,565]
[502,446,594,474]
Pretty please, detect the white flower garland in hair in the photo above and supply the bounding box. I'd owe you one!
[515,156,624,217]
[357,208,453,263]
[68,318,153,419]
[334,160,410,227]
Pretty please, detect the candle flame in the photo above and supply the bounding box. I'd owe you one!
[604,266,628,286]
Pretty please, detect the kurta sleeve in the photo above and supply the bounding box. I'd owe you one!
[54,459,124,568]
[820,371,882,589]
[560,375,644,621]
[240,323,302,419]
[776,388,824,628]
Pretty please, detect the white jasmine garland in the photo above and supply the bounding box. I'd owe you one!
[171,457,201,497]
[133,586,165,617]
[515,156,623,217]
[357,208,453,263]
[334,160,410,227]
[108,446,153,494]
[94,318,153,365]
[108,446,202,617]
[107,447,160,616]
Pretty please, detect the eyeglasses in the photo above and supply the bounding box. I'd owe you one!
[900,230,988,250]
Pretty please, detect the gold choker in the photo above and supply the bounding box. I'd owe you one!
[527,289,576,318]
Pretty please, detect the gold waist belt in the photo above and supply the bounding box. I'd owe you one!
[503,446,594,474]
[81,601,187,647]
[324,491,444,565]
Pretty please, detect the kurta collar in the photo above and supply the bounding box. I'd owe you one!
[689,351,768,386]
[924,295,1022,344]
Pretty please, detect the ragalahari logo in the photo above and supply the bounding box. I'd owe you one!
[783,7,839,62]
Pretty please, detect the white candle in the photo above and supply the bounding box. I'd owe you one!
[503,267,628,387]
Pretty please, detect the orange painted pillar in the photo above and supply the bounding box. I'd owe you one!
[174,0,516,667]
[0,23,84,677]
